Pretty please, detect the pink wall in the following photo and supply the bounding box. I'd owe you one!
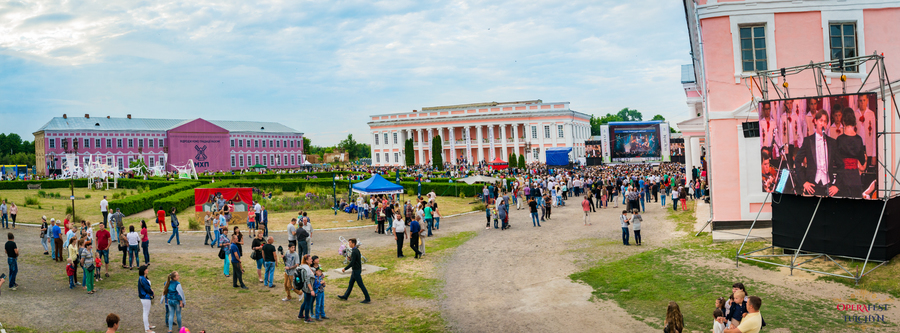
[773,12,822,97]
[708,119,742,221]
[167,120,230,172]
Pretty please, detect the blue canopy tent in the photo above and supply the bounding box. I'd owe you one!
[545,147,573,166]
[352,173,405,195]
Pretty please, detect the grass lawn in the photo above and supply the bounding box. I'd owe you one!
[0,187,129,225]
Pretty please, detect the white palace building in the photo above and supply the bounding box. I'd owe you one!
[368,100,592,166]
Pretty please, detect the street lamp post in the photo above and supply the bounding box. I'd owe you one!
[63,138,78,219]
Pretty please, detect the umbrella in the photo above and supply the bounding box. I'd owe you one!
[457,175,501,184]
[249,164,267,169]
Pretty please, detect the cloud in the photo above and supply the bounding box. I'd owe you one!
[0,0,693,144]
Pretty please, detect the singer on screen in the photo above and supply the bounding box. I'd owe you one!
[796,110,840,196]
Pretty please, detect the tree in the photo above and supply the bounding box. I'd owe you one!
[338,134,358,160]
[517,154,526,169]
[589,108,644,135]
[431,135,443,170]
[129,158,149,175]
[616,108,643,121]
[404,138,415,165]
[356,143,371,158]
[509,152,516,168]
[651,114,666,121]
[302,137,312,155]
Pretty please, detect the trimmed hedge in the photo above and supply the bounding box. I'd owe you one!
[108,181,201,215]
[0,179,89,190]
[197,171,364,180]
[153,188,197,216]
[116,179,184,190]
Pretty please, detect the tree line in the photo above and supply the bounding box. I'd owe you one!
[0,133,36,165]
[589,108,677,136]
[303,135,371,162]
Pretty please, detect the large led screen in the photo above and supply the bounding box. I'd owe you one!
[609,122,662,163]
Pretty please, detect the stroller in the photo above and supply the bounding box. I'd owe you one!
[338,236,369,266]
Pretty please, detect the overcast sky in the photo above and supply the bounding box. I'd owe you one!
[0,0,692,146]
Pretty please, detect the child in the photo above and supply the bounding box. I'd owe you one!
[95,256,103,281]
[713,309,726,333]
[727,290,747,328]
[313,269,328,320]
[485,204,493,229]
[491,205,500,229]
[66,259,76,289]
[715,297,728,318]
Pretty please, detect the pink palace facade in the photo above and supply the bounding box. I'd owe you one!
[680,0,900,225]
[368,100,592,167]
[34,114,304,175]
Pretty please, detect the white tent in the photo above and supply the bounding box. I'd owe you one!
[457,175,501,184]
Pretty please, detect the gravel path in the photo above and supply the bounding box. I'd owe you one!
[440,197,678,332]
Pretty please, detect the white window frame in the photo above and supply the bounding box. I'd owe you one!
[375,134,379,145]
[821,10,866,79]
[531,126,537,139]
[96,138,101,148]
[149,138,154,148]
[117,139,123,148]
[393,132,398,144]
[383,133,388,145]
[730,14,777,83]
[231,155,235,167]
[544,126,550,139]
[394,153,398,163]
[106,139,111,148]
[262,155,267,166]
[557,125,564,138]
[158,139,164,147]
[239,155,244,167]
[49,138,56,148]
[149,156,155,167]
[230,139,234,147]
[376,154,380,163]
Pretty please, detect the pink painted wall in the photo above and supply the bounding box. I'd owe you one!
[773,12,822,97]
[864,8,900,78]
[708,119,743,221]
[167,119,230,172]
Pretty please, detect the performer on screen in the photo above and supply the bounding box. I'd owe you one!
[760,102,776,148]
[855,94,876,168]
[761,147,776,192]
[835,107,866,198]
[805,98,821,137]
[829,105,844,139]
[796,110,840,197]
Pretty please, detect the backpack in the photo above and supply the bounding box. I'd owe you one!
[293,268,309,293]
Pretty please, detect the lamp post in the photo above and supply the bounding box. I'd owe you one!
[63,138,78,219]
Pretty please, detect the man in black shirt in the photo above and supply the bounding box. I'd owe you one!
[529,198,540,227]
[251,233,266,283]
[383,203,394,236]
[261,237,277,288]
[337,238,370,303]
[5,233,18,290]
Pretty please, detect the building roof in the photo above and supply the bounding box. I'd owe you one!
[681,64,695,84]
[35,116,301,134]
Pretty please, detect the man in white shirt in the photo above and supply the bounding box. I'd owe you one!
[100,196,109,228]
[796,110,839,197]
[759,102,776,148]
[253,201,262,226]
[855,94,877,165]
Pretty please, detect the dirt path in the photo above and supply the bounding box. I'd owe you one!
[440,197,678,332]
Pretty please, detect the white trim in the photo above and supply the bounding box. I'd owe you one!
[730,14,778,84]
[707,100,758,120]
[821,10,867,79]
[698,0,900,19]
[737,124,771,220]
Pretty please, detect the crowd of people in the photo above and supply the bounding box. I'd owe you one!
[662,282,765,333]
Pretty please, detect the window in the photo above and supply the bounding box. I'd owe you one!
[128,157,133,166]
[393,133,398,144]
[149,138,154,148]
[117,158,124,171]
[383,133,388,145]
[296,140,300,148]
[533,148,539,160]
[269,140,273,148]
[376,154,380,163]
[239,155,244,167]
[106,139,111,148]
[255,140,259,148]
[276,155,281,166]
[262,155,267,166]
[96,139,101,148]
[83,138,90,148]
[375,134,379,145]
[230,139,234,147]
[269,154,274,166]
[159,157,165,166]
[283,154,287,165]
[830,23,858,72]
[238,139,243,147]
[149,157,155,167]
[740,25,767,72]
[291,155,296,165]
[263,140,268,148]
[128,139,133,148]
[557,125,564,138]
[532,126,537,139]
[384,153,389,163]
[277,140,281,148]
[394,153,399,163]
[49,138,55,148]
[255,155,260,165]
[231,156,235,167]
[158,139,164,147]
[138,138,144,148]
[245,139,250,147]
[117,139,123,148]
[107,158,112,166]
[544,126,550,138]
[290,140,294,148]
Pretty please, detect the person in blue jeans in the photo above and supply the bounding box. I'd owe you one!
[163,271,185,333]
[261,236,277,287]
[620,210,631,245]
[167,208,180,245]
[423,203,434,237]
[528,198,540,227]
[5,233,18,290]
[313,269,328,320]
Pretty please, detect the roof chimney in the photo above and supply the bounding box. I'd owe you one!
[127,114,132,119]
[84,114,90,119]
[63,114,67,119]
[107,116,110,119]
[413,110,417,112]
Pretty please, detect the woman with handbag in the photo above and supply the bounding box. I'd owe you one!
[80,241,96,294]
[163,271,185,333]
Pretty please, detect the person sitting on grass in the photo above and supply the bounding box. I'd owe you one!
[713,309,726,333]
[663,301,684,333]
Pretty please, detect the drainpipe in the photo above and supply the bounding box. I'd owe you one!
[695,1,714,226]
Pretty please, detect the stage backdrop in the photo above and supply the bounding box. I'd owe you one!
[603,121,670,163]
[772,193,900,261]
[194,187,253,225]
[585,140,603,166]
[167,119,231,173]
[758,93,878,200]
[669,138,685,164]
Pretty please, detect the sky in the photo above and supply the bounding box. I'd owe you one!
[0,0,692,146]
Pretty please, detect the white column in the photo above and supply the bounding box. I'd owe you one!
[448,127,456,165]
[501,124,508,161]
[417,129,424,165]
[465,126,473,165]
[439,127,446,163]
[684,136,695,181]
[512,124,519,160]
[691,136,702,168]
[476,125,484,163]
[426,128,433,165]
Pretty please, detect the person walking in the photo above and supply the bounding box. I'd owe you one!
[40,216,50,255]
[432,202,442,231]
[203,213,213,246]
[230,234,248,289]
[582,196,592,226]
[409,218,423,258]
[140,221,150,264]
[631,209,643,246]
[529,197,540,227]
[393,216,406,258]
[100,196,109,228]
[5,233,18,290]
[163,271,185,333]
[167,208,180,245]
[337,238,370,303]
[296,219,310,258]
[262,237,277,288]
[138,265,156,333]
[8,203,16,229]
[282,244,300,301]
[219,228,231,277]
[261,206,269,238]
[0,200,7,229]
[156,208,167,233]
[298,254,316,323]
[126,225,141,268]
[287,218,298,249]
[96,224,111,278]
[118,230,129,268]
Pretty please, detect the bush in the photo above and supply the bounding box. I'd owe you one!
[473,203,486,212]
[37,190,47,198]
[25,196,40,206]
[109,182,200,215]
[64,206,83,222]
[0,179,88,190]
[187,217,200,231]
[84,194,91,199]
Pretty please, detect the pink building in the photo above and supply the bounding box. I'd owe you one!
[34,114,304,175]
[680,0,900,225]
[368,100,592,166]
